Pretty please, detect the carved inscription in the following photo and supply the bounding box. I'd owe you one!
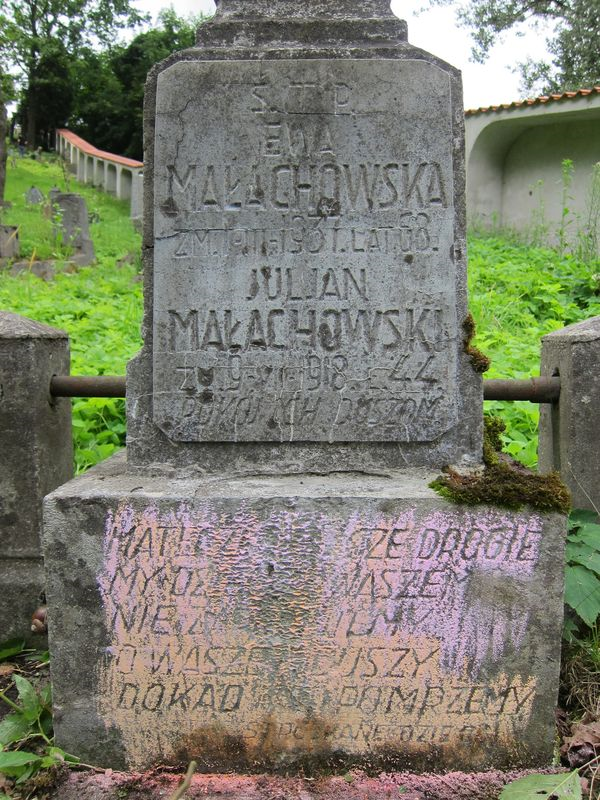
[153,59,461,442]
[98,503,543,767]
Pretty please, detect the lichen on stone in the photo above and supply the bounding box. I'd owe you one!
[430,415,571,514]
[463,313,491,374]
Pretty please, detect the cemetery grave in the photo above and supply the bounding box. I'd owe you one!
[1,0,600,798]
[44,0,566,777]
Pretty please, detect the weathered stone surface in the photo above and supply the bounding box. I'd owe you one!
[539,315,600,511]
[26,185,44,204]
[153,59,465,447]
[44,453,564,772]
[127,1,482,469]
[52,193,95,265]
[0,225,19,259]
[0,311,72,642]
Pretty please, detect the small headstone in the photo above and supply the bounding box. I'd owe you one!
[26,186,44,205]
[52,193,95,266]
[0,225,19,259]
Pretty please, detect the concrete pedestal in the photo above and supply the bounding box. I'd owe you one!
[44,452,565,772]
[0,312,72,643]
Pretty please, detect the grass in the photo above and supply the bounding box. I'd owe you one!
[0,155,143,472]
[2,156,600,471]
[468,232,600,466]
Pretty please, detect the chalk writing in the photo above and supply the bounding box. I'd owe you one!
[97,503,543,766]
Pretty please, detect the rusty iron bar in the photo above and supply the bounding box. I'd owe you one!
[483,377,561,403]
[49,375,562,403]
[50,375,126,398]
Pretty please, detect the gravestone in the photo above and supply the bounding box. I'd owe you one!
[52,192,95,265]
[44,0,566,774]
[0,225,19,259]
[26,185,44,205]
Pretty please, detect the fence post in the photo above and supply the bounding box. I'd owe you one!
[539,316,600,513]
[0,312,73,642]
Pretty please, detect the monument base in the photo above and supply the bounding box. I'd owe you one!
[43,452,565,772]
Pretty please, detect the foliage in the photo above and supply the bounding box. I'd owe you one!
[1,0,147,146]
[427,0,600,95]
[519,0,600,94]
[0,157,142,472]
[20,39,76,146]
[500,770,582,799]
[69,9,204,160]
[0,647,79,792]
[468,232,600,467]
[564,510,600,631]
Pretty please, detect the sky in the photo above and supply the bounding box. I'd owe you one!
[133,0,554,110]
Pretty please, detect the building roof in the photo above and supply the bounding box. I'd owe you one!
[465,86,600,116]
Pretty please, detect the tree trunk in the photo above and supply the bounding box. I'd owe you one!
[0,99,7,208]
[26,104,36,150]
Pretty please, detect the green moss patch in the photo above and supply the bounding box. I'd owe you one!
[430,416,571,514]
[463,313,491,374]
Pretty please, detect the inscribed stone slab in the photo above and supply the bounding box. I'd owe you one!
[153,59,462,443]
[44,457,564,771]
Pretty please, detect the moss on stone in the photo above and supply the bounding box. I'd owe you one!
[430,415,571,514]
[463,313,491,374]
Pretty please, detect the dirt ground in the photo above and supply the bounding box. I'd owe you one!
[43,766,564,800]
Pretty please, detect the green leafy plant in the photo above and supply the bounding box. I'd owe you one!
[500,770,582,799]
[0,643,79,795]
[0,675,79,787]
[564,510,600,635]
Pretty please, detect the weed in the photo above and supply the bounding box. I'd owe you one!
[577,162,600,263]
[558,159,575,257]
[0,642,79,796]
[564,510,600,633]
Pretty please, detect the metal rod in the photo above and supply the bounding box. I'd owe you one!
[50,375,126,398]
[49,375,561,403]
[483,377,561,403]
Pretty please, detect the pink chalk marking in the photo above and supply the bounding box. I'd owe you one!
[98,503,542,681]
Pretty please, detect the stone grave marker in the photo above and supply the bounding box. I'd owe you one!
[0,225,19,260]
[44,0,566,775]
[26,185,44,205]
[52,192,95,265]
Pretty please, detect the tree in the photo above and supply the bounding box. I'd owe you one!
[69,9,202,160]
[20,39,75,150]
[1,0,147,148]
[432,0,600,94]
[0,43,17,206]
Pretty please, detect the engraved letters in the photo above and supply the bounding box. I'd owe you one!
[153,60,459,442]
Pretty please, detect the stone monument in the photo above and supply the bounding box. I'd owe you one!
[52,192,95,266]
[44,0,565,774]
[25,186,44,205]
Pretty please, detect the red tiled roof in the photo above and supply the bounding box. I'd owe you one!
[56,129,143,168]
[465,86,600,116]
